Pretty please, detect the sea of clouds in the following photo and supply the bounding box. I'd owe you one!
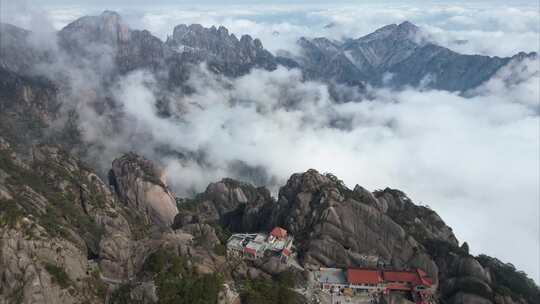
[2,0,539,283]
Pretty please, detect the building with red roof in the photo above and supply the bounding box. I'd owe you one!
[347,269,383,285]
[382,270,434,292]
[317,267,434,297]
[226,227,294,263]
[416,269,434,287]
[383,271,419,283]
[270,227,288,239]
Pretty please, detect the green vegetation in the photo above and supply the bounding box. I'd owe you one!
[0,151,50,196]
[477,255,540,304]
[176,198,200,212]
[121,208,151,240]
[44,263,71,289]
[144,249,224,304]
[274,271,297,287]
[158,272,223,304]
[424,239,468,258]
[0,199,24,227]
[110,284,141,304]
[0,149,105,249]
[240,271,303,304]
[212,224,232,244]
[37,191,104,251]
[240,278,302,304]
[213,243,227,256]
[86,269,108,301]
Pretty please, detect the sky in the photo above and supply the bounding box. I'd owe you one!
[1,0,540,284]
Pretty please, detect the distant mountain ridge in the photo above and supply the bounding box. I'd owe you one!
[1,12,537,93]
[295,21,537,91]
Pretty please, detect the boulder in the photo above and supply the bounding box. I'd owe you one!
[377,188,459,246]
[110,153,178,229]
[173,178,274,232]
[457,256,492,283]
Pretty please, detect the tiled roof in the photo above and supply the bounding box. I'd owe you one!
[344,268,434,287]
[346,269,382,285]
[382,271,418,283]
[270,227,287,238]
[243,247,257,255]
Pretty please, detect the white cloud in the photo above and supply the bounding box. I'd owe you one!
[95,57,539,283]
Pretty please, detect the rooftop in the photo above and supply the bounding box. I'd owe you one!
[227,237,243,249]
[383,271,418,283]
[245,240,266,252]
[270,227,288,239]
[347,268,434,287]
[347,269,383,285]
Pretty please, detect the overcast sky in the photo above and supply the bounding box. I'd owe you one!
[2,0,540,284]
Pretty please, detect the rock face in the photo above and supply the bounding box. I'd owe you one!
[166,24,278,77]
[0,23,49,74]
[0,67,60,153]
[173,177,274,232]
[0,141,119,303]
[376,188,459,246]
[0,140,241,304]
[266,170,439,282]
[56,11,282,81]
[1,227,90,304]
[59,11,131,51]
[109,153,178,229]
[58,11,165,74]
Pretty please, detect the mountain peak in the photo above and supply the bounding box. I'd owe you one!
[62,10,126,30]
[166,23,276,75]
[397,20,420,36]
[353,21,420,44]
[100,10,121,20]
[398,20,418,30]
[168,23,268,51]
[171,24,238,43]
[59,10,131,48]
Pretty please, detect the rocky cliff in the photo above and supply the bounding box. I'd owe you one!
[0,140,304,304]
[166,24,278,77]
[109,153,179,229]
[172,169,539,304]
[1,141,538,304]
